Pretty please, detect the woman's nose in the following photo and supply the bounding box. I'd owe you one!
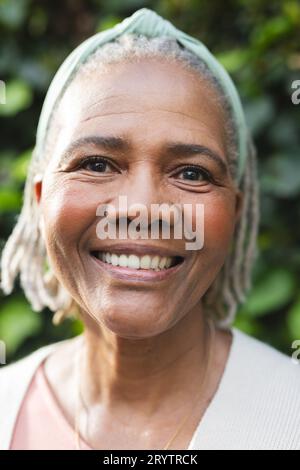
[105,168,178,231]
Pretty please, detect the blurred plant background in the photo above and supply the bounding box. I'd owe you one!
[0,0,300,363]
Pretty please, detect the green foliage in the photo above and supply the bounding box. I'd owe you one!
[0,79,33,116]
[287,295,300,339]
[0,297,42,356]
[0,0,300,361]
[242,269,296,318]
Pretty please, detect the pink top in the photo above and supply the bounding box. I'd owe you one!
[10,360,91,450]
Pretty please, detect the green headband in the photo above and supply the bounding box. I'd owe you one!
[35,7,249,184]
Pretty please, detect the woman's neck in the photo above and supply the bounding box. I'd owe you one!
[80,305,211,415]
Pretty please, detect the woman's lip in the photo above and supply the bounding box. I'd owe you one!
[88,243,185,259]
[90,253,185,282]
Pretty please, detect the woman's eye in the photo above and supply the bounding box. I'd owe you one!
[79,157,115,173]
[175,166,211,182]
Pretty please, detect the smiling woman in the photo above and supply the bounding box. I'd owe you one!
[0,8,300,451]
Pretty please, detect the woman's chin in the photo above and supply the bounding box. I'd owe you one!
[89,305,171,339]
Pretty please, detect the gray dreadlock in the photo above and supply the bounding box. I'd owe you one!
[0,33,260,328]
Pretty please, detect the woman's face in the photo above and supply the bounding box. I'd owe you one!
[36,58,242,338]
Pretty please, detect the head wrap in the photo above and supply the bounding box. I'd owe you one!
[35,7,249,184]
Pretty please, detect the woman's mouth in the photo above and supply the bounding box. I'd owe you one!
[92,251,182,270]
[90,250,185,282]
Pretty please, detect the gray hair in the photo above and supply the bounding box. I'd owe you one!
[0,33,259,328]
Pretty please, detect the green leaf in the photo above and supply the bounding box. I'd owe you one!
[0,188,22,212]
[251,16,292,49]
[0,298,42,355]
[71,318,84,336]
[233,314,262,336]
[216,49,249,73]
[12,148,32,182]
[244,97,275,136]
[0,0,29,29]
[0,79,33,116]
[96,15,121,32]
[261,152,300,198]
[244,269,295,317]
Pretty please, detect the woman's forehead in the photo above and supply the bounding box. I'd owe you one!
[53,59,227,160]
[61,59,223,118]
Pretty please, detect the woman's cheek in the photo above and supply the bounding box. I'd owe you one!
[40,179,97,252]
[202,196,236,254]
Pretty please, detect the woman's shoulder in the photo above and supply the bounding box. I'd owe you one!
[0,338,74,450]
[191,328,300,450]
[0,338,73,389]
[221,327,300,449]
[231,327,300,384]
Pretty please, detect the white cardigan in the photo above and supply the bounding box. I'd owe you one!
[0,328,300,450]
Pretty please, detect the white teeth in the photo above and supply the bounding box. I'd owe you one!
[128,254,140,269]
[118,254,128,267]
[150,256,160,269]
[159,256,167,269]
[111,254,119,266]
[95,252,178,271]
[140,255,151,269]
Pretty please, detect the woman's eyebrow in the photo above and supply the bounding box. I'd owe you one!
[164,142,228,174]
[60,135,228,174]
[60,135,131,162]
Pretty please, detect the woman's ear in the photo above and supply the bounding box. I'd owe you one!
[34,174,43,204]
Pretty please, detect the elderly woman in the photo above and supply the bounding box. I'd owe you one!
[0,8,299,451]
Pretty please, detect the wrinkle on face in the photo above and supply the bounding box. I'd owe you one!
[52,59,227,167]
